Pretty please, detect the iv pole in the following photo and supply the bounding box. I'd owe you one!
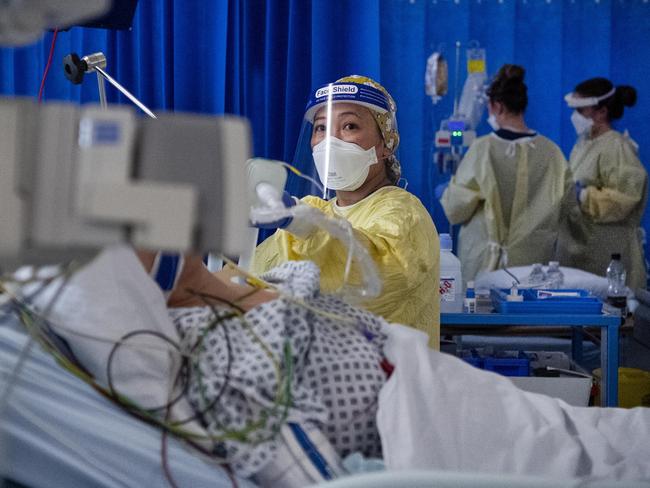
[63,51,156,119]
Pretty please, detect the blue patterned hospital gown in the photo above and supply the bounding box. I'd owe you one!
[168,261,388,476]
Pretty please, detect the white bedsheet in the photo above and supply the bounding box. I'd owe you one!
[377,324,650,483]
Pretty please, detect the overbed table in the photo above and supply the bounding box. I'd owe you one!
[441,312,622,407]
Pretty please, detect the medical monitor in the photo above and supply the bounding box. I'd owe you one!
[136,113,252,258]
[0,99,252,269]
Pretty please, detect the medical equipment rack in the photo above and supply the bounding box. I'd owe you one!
[441,312,622,407]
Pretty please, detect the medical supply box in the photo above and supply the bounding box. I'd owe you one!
[510,375,592,407]
[461,349,592,406]
[490,288,603,314]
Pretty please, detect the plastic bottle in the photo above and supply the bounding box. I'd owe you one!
[439,233,463,313]
[463,281,476,313]
[546,261,564,288]
[527,263,546,286]
[506,283,523,302]
[606,253,627,316]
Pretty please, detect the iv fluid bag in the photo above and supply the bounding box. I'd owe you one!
[456,47,487,130]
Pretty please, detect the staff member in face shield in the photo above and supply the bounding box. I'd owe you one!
[440,64,575,283]
[560,78,648,289]
[252,75,440,348]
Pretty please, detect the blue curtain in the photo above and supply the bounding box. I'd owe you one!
[1,0,650,256]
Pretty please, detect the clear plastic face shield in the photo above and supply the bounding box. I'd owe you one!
[293,79,401,199]
[564,87,615,137]
[564,86,615,108]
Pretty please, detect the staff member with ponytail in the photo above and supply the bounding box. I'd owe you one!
[562,77,648,289]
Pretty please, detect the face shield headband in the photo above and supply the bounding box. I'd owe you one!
[564,86,616,108]
[305,81,399,150]
[304,82,392,123]
[294,80,400,198]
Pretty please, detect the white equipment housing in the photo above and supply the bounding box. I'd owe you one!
[0,98,252,269]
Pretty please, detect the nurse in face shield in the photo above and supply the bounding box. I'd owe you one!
[561,78,648,289]
[252,75,440,348]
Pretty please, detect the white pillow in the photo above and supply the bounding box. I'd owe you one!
[22,245,199,429]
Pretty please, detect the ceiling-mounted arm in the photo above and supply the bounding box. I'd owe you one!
[63,51,156,118]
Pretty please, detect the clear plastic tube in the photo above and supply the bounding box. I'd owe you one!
[250,204,381,302]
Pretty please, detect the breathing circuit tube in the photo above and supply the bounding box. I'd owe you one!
[250,185,382,303]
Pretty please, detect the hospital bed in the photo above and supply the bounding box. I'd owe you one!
[5,317,645,488]
[1,314,647,488]
[1,248,650,488]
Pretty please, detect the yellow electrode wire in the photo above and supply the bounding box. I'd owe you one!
[6,275,293,448]
[279,161,325,195]
[219,254,356,325]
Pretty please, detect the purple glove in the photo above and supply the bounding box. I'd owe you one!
[434,181,449,200]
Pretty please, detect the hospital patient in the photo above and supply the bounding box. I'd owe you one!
[134,249,650,485]
[137,250,388,485]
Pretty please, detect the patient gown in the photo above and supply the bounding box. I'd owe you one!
[169,261,387,477]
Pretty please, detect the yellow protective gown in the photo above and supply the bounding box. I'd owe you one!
[252,186,440,348]
[559,130,647,289]
[441,133,575,283]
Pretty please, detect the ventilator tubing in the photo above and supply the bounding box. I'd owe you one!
[250,203,382,302]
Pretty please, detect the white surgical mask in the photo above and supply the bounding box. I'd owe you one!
[571,110,593,137]
[312,136,378,191]
[487,113,500,131]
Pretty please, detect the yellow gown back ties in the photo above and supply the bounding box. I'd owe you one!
[441,133,575,283]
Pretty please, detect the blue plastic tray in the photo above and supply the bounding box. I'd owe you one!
[490,288,603,314]
[462,356,483,368]
[461,350,531,376]
[483,357,530,376]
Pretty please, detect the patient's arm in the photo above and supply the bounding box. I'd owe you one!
[136,250,277,311]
